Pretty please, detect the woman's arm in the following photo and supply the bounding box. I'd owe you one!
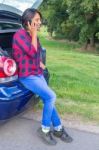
[40,61,46,70]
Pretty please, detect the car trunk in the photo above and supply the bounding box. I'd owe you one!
[0,30,18,56]
[0,3,21,56]
[0,1,43,57]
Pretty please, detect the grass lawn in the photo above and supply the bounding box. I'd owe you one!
[37,27,99,124]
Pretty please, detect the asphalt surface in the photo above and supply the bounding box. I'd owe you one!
[0,109,99,150]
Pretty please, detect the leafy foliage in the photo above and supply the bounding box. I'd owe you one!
[40,0,99,48]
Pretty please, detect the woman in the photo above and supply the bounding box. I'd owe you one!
[12,8,73,145]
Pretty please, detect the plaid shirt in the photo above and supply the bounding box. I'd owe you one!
[12,29,43,77]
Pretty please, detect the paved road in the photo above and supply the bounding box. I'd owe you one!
[0,109,99,150]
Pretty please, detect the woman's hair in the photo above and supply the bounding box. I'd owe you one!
[21,8,42,29]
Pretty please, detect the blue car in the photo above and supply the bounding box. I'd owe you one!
[0,0,49,121]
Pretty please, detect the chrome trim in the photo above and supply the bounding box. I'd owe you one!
[0,86,22,97]
[0,29,20,33]
[0,75,18,83]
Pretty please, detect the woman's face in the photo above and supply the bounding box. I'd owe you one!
[31,13,42,31]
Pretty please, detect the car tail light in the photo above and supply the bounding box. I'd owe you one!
[3,58,17,76]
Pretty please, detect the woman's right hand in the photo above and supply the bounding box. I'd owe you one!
[27,21,38,50]
[27,21,38,37]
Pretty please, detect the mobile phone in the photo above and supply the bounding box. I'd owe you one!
[28,19,32,25]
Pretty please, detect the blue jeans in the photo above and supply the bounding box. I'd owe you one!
[19,75,61,129]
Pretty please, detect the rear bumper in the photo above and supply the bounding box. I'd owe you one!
[0,68,50,121]
[0,80,33,120]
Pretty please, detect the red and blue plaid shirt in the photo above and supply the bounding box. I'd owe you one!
[12,28,43,77]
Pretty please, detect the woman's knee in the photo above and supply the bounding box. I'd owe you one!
[47,90,56,104]
[51,92,56,101]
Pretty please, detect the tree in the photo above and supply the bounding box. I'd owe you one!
[40,0,68,37]
[64,0,99,50]
[40,0,99,50]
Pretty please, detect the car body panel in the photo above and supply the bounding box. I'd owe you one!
[0,81,33,120]
[0,0,43,12]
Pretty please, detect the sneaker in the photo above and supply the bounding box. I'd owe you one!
[53,126,73,143]
[37,127,57,145]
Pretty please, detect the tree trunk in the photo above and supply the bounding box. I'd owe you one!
[48,31,53,38]
[90,35,95,48]
[82,35,96,51]
[87,35,96,51]
[81,40,89,50]
[83,41,89,50]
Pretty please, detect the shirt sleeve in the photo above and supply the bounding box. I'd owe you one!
[12,31,37,58]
